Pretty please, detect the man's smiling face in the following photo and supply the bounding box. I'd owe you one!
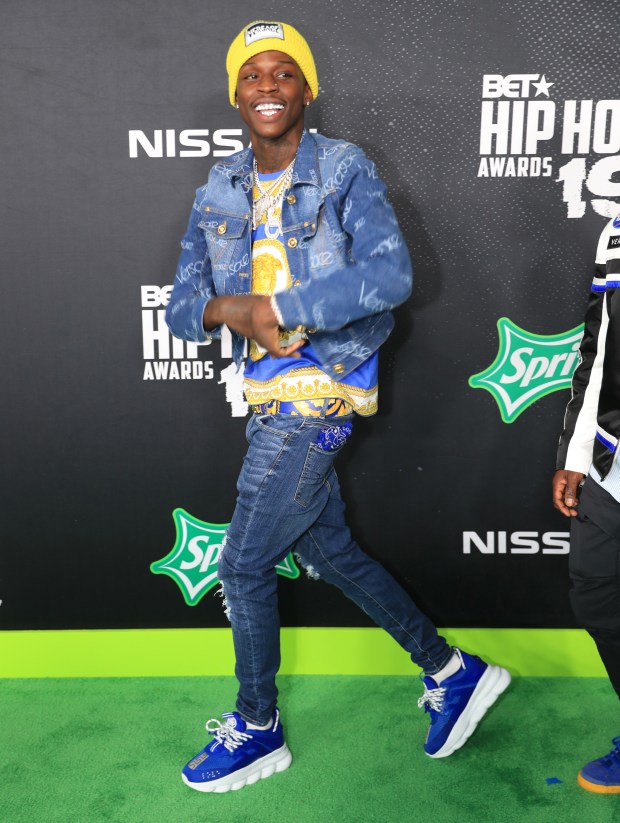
[235,50,312,143]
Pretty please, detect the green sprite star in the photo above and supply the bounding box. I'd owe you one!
[468,317,584,424]
[151,508,300,606]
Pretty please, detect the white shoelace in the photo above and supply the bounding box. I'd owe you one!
[418,685,446,712]
[418,648,466,712]
[205,718,252,752]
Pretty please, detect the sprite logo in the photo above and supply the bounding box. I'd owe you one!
[150,508,300,606]
[468,317,584,423]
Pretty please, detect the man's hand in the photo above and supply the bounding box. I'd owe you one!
[248,296,305,358]
[552,469,586,517]
[203,295,304,358]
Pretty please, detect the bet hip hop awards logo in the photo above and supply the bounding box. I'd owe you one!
[478,73,620,218]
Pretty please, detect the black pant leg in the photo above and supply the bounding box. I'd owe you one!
[586,629,620,698]
[569,477,620,698]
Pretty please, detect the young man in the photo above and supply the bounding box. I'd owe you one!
[166,20,510,793]
[553,215,620,794]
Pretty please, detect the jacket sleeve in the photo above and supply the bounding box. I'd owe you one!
[273,148,413,332]
[165,189,221,343]
[556,220,613,472]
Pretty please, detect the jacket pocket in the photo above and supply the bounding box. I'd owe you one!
[307,203,349,272]
[199,211,249,273]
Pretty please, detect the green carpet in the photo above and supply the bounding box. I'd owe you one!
[0,676,618,822]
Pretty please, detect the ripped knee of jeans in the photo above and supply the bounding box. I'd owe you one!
[217,582,231,621]
[216,533,232,621]
[294,552,321,580]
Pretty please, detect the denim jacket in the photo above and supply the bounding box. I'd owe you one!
[165,130,413,379]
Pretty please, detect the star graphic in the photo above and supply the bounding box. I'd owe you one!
[151,508,300,606]
[468,317,583,423]
[532,75,554,97]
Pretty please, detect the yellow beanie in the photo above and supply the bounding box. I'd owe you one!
[226,21,318,107]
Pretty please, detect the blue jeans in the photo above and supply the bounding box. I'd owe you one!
[218,413,452,725]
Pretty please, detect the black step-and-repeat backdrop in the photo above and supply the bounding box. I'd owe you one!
[2,0,618,630]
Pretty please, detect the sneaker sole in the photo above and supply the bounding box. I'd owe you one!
[577,771,620,794]
[426,664,511,758]
[182,743,292,793]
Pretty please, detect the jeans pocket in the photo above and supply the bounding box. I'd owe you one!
[294,422,353,508]
[253,414,290,437]
[294,444,336,508]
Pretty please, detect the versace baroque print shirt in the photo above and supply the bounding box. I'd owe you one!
[243,169,378,416]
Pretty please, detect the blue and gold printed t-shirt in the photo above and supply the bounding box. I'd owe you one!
[243,169,378,416]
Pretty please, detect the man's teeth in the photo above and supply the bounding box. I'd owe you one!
[256,104,284,116]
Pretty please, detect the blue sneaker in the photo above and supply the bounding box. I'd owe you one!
[418,649,510,758]
[182,708,291,793]
[578,737,620,794]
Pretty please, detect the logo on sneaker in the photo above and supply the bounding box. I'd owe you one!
[150,508,300,606]
[188,752,209,769]
[468,317,583,423]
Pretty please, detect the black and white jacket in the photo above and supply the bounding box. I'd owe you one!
[557,215,620,479]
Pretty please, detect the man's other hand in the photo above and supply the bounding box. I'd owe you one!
[552,469,586,517]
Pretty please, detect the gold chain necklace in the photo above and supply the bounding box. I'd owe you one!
[252,158,295,239]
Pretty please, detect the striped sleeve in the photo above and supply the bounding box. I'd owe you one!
[556,219,614,472]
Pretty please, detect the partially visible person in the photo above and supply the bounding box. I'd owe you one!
[553,214,620,794]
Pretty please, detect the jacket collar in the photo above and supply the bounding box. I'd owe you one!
[226,130,321,189]
[291,130,321,187]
